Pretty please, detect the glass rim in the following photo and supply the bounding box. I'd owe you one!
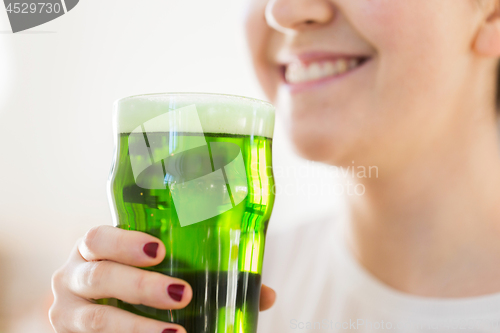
[115,92,274,108]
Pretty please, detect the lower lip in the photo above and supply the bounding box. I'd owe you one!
[281,59,372,94]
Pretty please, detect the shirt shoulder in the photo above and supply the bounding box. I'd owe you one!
[262,214,341,286]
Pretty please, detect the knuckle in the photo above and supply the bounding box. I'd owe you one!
[48,304,61,330]
[114,228,127,247]
[134,271,164,305]
[83,261,109,290]
[83,226,102,254]
[83,306,109,332]
[112,229,128,258]
[51,268,65,292]
[134,271,149,300]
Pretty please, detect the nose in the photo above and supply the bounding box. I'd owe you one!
[265,0,335,33]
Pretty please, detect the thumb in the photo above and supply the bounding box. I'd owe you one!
[259,284,276,311]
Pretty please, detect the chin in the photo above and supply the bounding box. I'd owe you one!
[276,93,377,167]
[289,127,348,166]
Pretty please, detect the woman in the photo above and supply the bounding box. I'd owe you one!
[50,0,500,332]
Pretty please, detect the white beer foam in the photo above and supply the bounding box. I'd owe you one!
[115,93,275,138]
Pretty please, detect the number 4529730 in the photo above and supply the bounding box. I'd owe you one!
[6,2,62,14]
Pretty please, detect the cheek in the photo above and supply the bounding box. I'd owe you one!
[353,0,472,63]
[352,0,442,50]
[244,1,281,102]
[351,0,476,114]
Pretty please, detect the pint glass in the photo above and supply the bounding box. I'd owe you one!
[106,93,276,333]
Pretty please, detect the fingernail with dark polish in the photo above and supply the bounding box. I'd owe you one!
[143,242,158,258]
[168,284,185,302]
[162,329,177,333]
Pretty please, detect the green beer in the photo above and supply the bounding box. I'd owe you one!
[106,93,275,333]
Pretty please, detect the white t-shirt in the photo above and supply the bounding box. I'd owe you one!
[257,213,500,332]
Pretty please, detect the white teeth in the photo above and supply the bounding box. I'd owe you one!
[284,58,362,84]
[285,63,304,83]
[309,63,322,80]
[336,59,348,73]
[323,62,336,76]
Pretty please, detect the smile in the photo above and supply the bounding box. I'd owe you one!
[283,57,369,85]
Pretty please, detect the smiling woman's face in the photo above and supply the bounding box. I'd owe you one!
[245,0,498,169]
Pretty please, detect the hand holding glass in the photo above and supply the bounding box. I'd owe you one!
[104,93,276,333]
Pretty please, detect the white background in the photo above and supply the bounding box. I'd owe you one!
[0,0,343,331]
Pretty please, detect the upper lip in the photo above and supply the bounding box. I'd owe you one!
[276,51,371,67]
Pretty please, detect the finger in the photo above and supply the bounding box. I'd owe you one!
[69,260,192,310]
[78,225,165,267]
[52,301,186,333]
[259,284,276,311]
